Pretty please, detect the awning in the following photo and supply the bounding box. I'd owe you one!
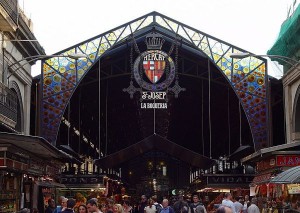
[270,166,300,184]
[252,173,272,185]
[0,132,71,160]
[95,134,216,169]
[229,145,254,161]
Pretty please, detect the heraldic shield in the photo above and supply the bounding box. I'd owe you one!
[143,53,166,84]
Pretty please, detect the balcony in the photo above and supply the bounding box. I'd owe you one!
[0,0,18,31]
[0,82,17,128]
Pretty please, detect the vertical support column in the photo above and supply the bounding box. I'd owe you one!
[24,84,31,135]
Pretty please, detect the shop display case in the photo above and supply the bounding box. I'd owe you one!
[0,191,17,213]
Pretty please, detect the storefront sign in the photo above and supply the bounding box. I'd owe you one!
[29,159,46,174]
[276,155,300,166]
[59,175,104,185]
[252,173,272,185]
[206,175,254,185]
[287,184,300,194]
[256,157,276,172]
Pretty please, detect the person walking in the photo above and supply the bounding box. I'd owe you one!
[78,204,88,213]
[86,199,102,213]
[61,199,76,213]
[190,195,204,213]
[160,199,174,213]
[247,198,259,213]
[45,198,56,213]
[221,193,235,213]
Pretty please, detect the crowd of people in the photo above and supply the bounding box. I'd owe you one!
[17,192,300,213]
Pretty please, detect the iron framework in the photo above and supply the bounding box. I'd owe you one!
[40,11,269,151]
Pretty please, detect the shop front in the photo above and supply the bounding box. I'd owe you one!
[0,146,28,213]
[58,174,106,209]
[242,143,300,211]
[0,133,71,212]
[201,174,254,212]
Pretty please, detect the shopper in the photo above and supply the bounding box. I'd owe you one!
[86,199,102,213]
[61,198,76,213]
[221,193,235,213]
[190,195,204,213]
[122,200,133,213]
[45,198,56,213]
[78,204,88,213]
[247,198,259,213]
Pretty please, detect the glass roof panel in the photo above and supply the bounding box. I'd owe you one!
[177,25,191,42]
[137,16,153,30]
[156,16,173,31]
[163,18,179,32]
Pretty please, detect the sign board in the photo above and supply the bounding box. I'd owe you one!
[59,175,104,185]
[276,155,300,167]
[206,175,254,186]
[287,184,300,194]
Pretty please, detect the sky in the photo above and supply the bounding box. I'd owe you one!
[19,0,296,78]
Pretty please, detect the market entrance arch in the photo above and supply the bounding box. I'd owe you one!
[40,12,269,162]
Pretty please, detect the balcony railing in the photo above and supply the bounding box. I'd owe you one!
[0,82,17,128]
[0,0,18,24]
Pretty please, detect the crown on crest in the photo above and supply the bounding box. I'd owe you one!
[145,33,165,50]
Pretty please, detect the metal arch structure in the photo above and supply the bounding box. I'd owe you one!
[40,11,269,151]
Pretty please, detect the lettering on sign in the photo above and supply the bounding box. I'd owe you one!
[141,92,167,100]
[207,175,254,185]
[59,175,104,185]
[277,155,300,166]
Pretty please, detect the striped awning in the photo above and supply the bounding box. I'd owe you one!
[270,166,300,184]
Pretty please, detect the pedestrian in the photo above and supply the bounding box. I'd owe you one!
[216,206,232,213]
[144,199,156,213]
[138,195,148,213]
[173,195,189,213]
[160,199,174,213]
[233,197,243,213]
[61,198,76,213]
[86,198,102,213]
[190,195,204,213]
[45,198,56,213]
[54,197,68,213]
[112,204,122,213]
[122,200,133,213]
[195,205,207,213]
[221,193,235,213]
[78,204,88,213]
[247,198,259,213]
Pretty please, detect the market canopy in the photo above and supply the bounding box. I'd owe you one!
[270,166,300,184]
[94,134,216,169]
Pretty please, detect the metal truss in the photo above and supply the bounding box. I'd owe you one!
[41,11,269,151]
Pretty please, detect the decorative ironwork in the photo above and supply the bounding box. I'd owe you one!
[41,12,269,151]
[0,82,17,127]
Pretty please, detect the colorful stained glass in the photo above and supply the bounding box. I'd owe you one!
[41,12,269,151]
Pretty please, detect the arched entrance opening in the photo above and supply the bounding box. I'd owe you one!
[41,12,268,197]
[56,27,253,194]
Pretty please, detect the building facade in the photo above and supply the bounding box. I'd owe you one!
[0,0,45,134]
